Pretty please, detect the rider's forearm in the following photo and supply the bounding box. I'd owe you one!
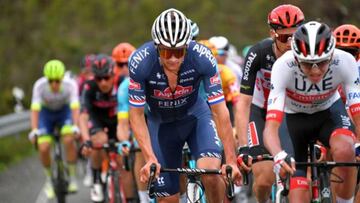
[79,113,90,141]
[30,110,39,130]
[213,107,237,163]
[129,108,157,162]
[263,121,282,156]
[235,94,252,147]
[71,108,80,127]
[117,119,130,141]
[233,101,249,147]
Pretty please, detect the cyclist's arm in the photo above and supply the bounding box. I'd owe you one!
[79,82,91,141]
[69,78,80,126]
[236,94,252,146]
[210,102,237,163]
[263,59,288,156]
[117,78,130,141]
[342,54,360,139]
[79,112,90,141]
[30,80,42,130]
[129,106,157,162]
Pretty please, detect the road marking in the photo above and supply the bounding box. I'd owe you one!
[35,182,48,203]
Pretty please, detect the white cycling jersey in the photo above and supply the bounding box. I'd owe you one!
[267,49,360,120]
[31,77,79,111]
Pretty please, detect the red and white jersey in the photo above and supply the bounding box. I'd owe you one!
[266,49,360,121]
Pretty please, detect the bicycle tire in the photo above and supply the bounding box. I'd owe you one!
[106,171,124,203]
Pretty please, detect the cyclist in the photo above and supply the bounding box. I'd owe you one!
[264,21,360,203]
[78,54,96,95]
[79,54,121,202]
[334,24,360,110]
[128,8,241,203]
[113,42,147,202]
[209,36,243,84]
[236,4,304,203]
[28,59,80,198]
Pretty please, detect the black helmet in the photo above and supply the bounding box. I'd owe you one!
[91,54,115,77]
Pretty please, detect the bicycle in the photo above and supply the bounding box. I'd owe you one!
[89,139,128,203]
[35,128,70,203]
[147,163,235,203]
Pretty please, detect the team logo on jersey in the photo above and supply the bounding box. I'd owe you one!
[210,73,221,85]
[154,85,193,99]
[243,52,257,81]
[354,77,360,85]
[129,78,141,90]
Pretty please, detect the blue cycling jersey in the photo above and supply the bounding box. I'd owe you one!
[128,41,224,122]
[117,77,130,114]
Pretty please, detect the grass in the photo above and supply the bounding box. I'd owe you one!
[0,133,34,172]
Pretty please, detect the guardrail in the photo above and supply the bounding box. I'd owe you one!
[0,111,30,138]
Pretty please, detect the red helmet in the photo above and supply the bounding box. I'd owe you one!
[112,43,136,63]
[80,54,96,70]
[268,4,305,30]
[334,24,360,48]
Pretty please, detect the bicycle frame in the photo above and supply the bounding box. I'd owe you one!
[52,130,69,203]
[92,140,127,203]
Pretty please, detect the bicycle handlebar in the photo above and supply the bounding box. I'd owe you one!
[147,163,235,200]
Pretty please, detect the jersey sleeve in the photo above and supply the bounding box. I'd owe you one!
[195,45,225,105]
[117,78,130,119]
[128,50,147,108]
[240,45,261,95]
[68,79,80,110]
[341,53,360,117]
[80,82,92,113]
[265,58,290,123]
[30,79,43,111]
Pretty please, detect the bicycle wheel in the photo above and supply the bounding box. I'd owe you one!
[106,171,124,203]
[53,161,68,203]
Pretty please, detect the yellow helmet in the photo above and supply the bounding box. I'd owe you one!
[198,40,217,56]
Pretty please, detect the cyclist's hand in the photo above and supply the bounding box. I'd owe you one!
[237,146,253,172]
[355,143,360,162]
[221,163,242,186]
[28,128,40,144]
[81,140,92,157]
[72,125,81,138]
[140,160,161,184]
[273,151,296,177]
[117,140,131,156]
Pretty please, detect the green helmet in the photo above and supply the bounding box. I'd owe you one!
[43,59,65,80]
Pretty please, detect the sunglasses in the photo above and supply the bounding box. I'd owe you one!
[116,62,128,68]
[95,75,112,82]
[158,47,187,59]
[49,79,61,84]
[275,32,293,43]
[299,59,330,71]
[337,47,359,58]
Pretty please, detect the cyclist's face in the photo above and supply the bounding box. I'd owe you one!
[95,74,114,93]
[271,27,297,53]
[49,79,62,92]
[298,59,331,84]
[158,45,186,71]
[115,61,129,77]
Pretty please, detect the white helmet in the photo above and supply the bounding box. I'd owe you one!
[151,8,192,48]
[209,36,230,51]
[291,21,335,63]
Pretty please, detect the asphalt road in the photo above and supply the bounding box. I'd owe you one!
[0,156,257,203]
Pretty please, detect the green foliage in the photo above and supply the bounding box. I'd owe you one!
[0,133,34,172]
[0,0,359,114]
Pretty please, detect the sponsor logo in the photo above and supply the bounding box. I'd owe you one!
[295,75,333,92]
[154,85,193,99]
[129,47,150,75]
[156,72,162,79]
[192,44,217,67]
[354,78,360,85]
[348,92,360,99]
[157,176,165,186]
[180,69,195,76]
[210,73,221,85]
[267,97,277,105]
[158,98,188,108]
[240,85,251,90]
[129,78,141,90]
[179,77,194,83]
[340,115,351,128]
[243,52,257,80]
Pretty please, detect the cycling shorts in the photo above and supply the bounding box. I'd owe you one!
[38,105,73,137]
[147,112,222,197]
[286,99,355,177]
[88,115,117,140]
